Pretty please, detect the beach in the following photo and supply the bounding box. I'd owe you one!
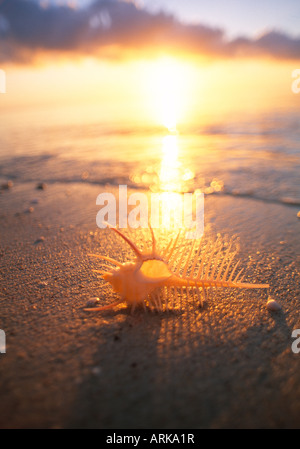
[1,0,300,431]
[0,180,299,429]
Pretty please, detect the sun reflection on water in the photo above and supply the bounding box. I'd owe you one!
[150,133,197,231]
[159,134,180,192]
[159,133,195,194]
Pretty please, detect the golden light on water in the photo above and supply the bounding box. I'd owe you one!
[159,135,180,191]
[146,57,198,230]
[159,135,195,193]
[139,57,197,194]
[144,134,196,230]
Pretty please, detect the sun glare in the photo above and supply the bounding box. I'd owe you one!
[143,57,193,131]
[158,134,195,193]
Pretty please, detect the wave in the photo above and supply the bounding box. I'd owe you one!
[1,161,299,209]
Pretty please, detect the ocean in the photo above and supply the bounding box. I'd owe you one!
[0,105,300,208]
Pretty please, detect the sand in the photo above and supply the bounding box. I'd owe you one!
[0,181,300,429]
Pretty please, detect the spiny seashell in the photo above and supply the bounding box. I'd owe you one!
[84,224,269,313]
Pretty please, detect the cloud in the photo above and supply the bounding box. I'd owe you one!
[228,31,300,60]
[0,0,300,64]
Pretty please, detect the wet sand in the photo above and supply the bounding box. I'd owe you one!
[0,181,300,429]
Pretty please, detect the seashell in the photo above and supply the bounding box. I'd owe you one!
[84,225,270,313]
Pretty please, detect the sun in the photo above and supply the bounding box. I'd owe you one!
[143,56,193,131]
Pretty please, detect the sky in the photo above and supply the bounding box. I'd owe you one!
[32,0,300,39]
[1,0,300,63]
[143,0,300,38]
[0,0,299,127]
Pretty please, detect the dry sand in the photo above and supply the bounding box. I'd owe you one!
[0,181,300,429]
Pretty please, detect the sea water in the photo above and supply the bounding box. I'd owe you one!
[0,105,299,207]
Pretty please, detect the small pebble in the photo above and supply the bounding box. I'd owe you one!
[85,297,100,307]
[36,182,47,190]
[266,298,281,311]
[1,181,13,190]
[38,281,48,288]
[90,366,102,376]
[34,236,45,244]
[25,206,34,213]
